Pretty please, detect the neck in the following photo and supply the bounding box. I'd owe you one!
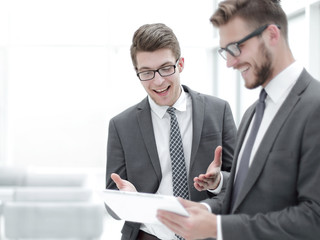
[267,46,295,85]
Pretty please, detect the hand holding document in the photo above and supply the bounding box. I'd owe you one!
[101,189,189,225]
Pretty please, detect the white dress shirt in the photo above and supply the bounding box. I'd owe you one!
[140,87,193,239]
[217,61,303,239]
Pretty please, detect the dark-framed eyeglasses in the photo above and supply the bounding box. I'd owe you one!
[218,24,281,60]
[137,59,179,81]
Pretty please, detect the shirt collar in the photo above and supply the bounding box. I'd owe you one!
[148,86,187,119]
[264,61,303,103]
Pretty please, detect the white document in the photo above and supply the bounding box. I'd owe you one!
[101,189,189,225]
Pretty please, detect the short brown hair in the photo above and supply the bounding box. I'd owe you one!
[210,0,288,41]
[130,23,181,70]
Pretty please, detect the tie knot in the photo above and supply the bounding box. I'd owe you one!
[259,89,267,102]
[167,107,176,116]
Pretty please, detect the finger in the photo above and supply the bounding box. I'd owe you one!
[193,174,205,184]
[195,178,210,187]
[194,182,205,191]
[204,171,219,179]
[110,173,124,189]
[157,210,185,237]
[110,173,120,182]
[194,176,213,191]
[197,174,205,181]
[194,176,205,191]
[178,197,198,209]
[199,174,215,182]
[213,146,223,168]
[201,173,213,180]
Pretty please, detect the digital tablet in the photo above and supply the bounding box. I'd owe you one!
[100,189,189,225]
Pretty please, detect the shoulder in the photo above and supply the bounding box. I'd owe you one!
[295,70,320,107]
[109,97,149,123]
[182,85,230,107]
[305,76,320,97]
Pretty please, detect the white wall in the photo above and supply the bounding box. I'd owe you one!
[0,0,319,170]
[0,0,215,169]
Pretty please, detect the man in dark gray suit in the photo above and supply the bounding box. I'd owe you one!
[157,0,320,239]
[105,23,237,239]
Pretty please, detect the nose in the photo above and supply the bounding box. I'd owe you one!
[226,53,238,68]
[153,72,165,85]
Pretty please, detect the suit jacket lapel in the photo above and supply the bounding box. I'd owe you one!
[223,104,255,213]
[135,85,208,187]
[182,85,205,171]
[232,69,311,212]
[136,97,162,181]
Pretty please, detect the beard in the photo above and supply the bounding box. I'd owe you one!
[250,42,273,89]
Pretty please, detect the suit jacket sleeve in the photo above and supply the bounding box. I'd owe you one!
[221,101,236,172]
[105,117,126,190]
[206,101,236,203]
[105,100,160,193]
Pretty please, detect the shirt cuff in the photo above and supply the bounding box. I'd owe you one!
[217,215,223,240]
[206,172,224,194]
[200,202,212,212]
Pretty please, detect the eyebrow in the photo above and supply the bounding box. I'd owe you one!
[138,61,175,72]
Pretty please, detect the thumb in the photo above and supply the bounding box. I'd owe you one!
[111,173,123,189]
[178,197,208,211]
[213,146,222,168]
[178,197,194,208]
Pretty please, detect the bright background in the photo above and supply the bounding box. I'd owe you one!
[1,0,319,170]
[0,0,319,237]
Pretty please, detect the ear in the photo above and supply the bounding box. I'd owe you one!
[266,24,281,46]
[178,57,185,73]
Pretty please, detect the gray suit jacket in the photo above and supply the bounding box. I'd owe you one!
[106,85,236,240]
[206,69,320,239]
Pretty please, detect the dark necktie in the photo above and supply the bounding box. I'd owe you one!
[231,89,267,208]
[167,107,189,240]
[167,107,190,200]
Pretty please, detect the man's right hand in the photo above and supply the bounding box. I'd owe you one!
[157,198,218,239]
[194,146,223,191]
[111,173,137,192]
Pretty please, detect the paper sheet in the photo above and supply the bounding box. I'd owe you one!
[101,189,189,225]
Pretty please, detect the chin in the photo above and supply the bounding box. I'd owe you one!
[244,79,260,89]
[153,98,168,106]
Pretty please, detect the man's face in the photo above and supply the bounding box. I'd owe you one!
[136,48,183,106]
[219,18,273,89]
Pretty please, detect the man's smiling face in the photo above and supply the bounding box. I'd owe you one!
[136,48,183,106]
[219,17,274,89]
